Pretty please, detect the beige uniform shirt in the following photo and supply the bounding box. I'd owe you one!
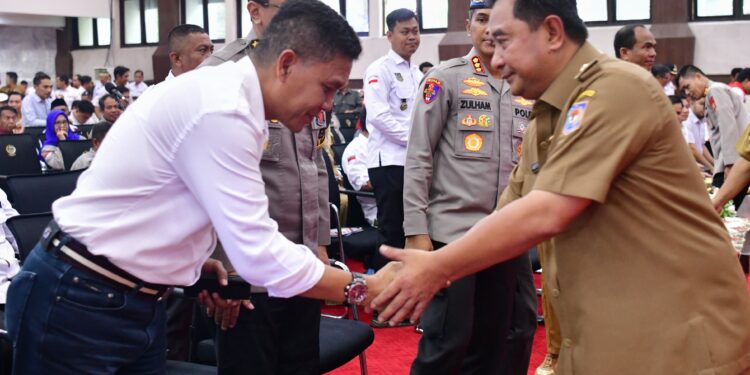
[502,43,750,375]
[203,31,331,277]
[403,49,531,243]
[706,81,750,174]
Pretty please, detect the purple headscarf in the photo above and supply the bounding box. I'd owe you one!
[43,110,80,147]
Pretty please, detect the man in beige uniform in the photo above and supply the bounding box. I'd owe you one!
[199,1,331,373]
[373,1,750,374]
[403,1,535,373]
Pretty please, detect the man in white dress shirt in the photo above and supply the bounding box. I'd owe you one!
[342,123,377,226]
[126,70,149,99]
[5,2,399,373]
[364,8,423,270]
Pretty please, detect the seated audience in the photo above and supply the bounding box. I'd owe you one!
[53,74,81,108]
[80,75,95,98]
[732,68,750,104]
[40,110,82,171]
[652,64,673,95]
[126,69,149,99]
[341,118,377,226]
[669,95,689,122]
[0,106,22,135]
[18,80,29,97]
[51,98,68,115]
[70,100,99,125]
[92,72,110,104]
[333,83,361,116]
[116,85,131,108]
[0,188,20,328]
[21,73,53,127]
[0,72,19,95]
[98,94,122,124]
[71,121,111,171]
[7,92,23,130]
[683,97,714,171]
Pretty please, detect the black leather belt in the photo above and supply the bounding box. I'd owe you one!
[41,220,171,299]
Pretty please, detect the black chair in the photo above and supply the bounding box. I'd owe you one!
[331,143,348,167]
[0,135,42,175]
[0,330,11,375]
[5,212,53,262]
[58,140,93,171]
[319,316,373,374]
[2,170,84,214]
[73,124,94,138]
[323,153,382,267]
[22,127,45,148]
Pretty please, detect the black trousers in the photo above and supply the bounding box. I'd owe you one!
[368,165,405,270]
[411,241,529,375]
[215,294,320,375]
[498,252,538,375]
[165,294,193,361]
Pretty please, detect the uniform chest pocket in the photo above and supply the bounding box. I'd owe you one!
[262,122,284,162]
[511,117,528,164]
[455,111,494,159]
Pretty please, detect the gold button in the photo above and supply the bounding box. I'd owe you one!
[563,338,573,348]
[551,289,560,297]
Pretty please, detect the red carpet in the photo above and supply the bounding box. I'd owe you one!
[327,263,750,375]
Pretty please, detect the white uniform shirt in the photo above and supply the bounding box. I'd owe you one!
[126,81,149,98]
[341,133,377,226]
[683,109,707,153]
[0,189,20,304]
[364,49,423,168]
[53,86,82,108]
[53,57,324,297]
[663,81,676,96]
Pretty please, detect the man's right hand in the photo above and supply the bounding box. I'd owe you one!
[405,234,433,251]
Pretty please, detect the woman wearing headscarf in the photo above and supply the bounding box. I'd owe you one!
[41,109,81,170]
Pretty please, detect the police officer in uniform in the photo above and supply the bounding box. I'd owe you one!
[403,1,535,373]
[373,1,750,374]
[200,1,332,373]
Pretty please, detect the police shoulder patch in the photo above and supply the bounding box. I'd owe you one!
[562,101,589,136]
[423,78,443,104]
[471,56,485,74]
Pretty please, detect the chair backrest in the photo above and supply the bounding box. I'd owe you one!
[74,124,94,139]
[331,143,348,167]
[58,140,93,170]
[3,170,84,214]
[0,135,42,175]
[322,152,340,209]
[340,170,369,228]
[22,127,45,145]
[5,212,52,262]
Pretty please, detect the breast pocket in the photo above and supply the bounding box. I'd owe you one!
[262,122,283,162]
[455,111,494,159]
[511,117,528,164]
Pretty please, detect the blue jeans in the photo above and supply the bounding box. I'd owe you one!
[5,245,167,374]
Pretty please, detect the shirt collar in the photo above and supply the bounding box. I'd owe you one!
[387,49,409,66]
[539,42,603,111]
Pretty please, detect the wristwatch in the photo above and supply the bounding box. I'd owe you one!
[344,272,368,305]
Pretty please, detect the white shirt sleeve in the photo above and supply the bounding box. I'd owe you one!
[681,121,696,145]
[341,137,370,191]
[172,111,325,298]
[364,65,409,146]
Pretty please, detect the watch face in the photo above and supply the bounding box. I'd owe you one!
[347,283,368,305]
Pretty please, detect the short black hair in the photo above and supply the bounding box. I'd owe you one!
[58,74,70,83]
[7,91,22,100]
[134,69,144,76]
[386,8,418,31]
[168,24,208,53]
[116,85,130,94]
[674,64,705,87]
[488,0,588,45]
[667,95,684,106]
[51,98,68,109]
[651,64,670,78]
[419,61,434,71]
[80,75,92,85]
[614,24,645,58]
[33,73,51,86]
[737,68,750,83]
[19,80,27,85]
[114,66,129,79]
[731,67,743,79]
[99,94,114,110]
[77,100,95,115]
[253,0,362,66]
[0,106,17,116]
[91,121,112,142]
[82,91,93,98]
[5,72,17,84]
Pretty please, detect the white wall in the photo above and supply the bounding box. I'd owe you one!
[2,0,110,18]
[0,26,56,82]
